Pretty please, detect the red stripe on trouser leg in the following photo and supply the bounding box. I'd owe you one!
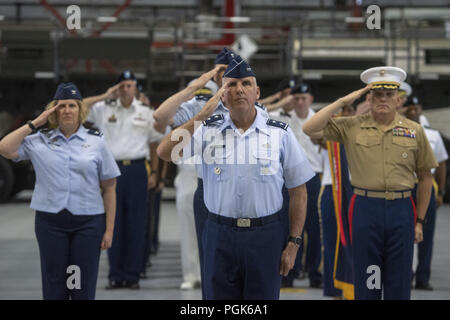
[410,196,417,224]
[348,194,357,244]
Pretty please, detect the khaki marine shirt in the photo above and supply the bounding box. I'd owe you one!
[323,112,438,191]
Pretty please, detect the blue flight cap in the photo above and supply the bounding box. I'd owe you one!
[277,78,296,91]
[116,70,136,84]
[53,82,83,100]
[406,96,420,106]
[215,48,237,65]
[291,83,313,95]
[222,56,256,79]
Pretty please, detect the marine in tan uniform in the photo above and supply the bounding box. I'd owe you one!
[303,66,438,300]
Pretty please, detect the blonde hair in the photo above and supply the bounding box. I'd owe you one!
[45,99,88,127]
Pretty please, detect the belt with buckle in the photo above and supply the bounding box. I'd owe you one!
[207,211,281,228]
[116,158,145,166]
[353,187,412,200]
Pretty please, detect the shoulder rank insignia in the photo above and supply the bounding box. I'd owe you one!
[392,127,416,138]
[195,94,213,102]
[267,119,288,130]
[255,101,267,110]
[88,128,103,137]
[203,114,224,126]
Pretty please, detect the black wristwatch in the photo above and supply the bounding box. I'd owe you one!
[27,120,37,133]
[288,235,302,246]
[416,217,427,225]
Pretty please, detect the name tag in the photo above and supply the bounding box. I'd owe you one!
[108,114,117,123]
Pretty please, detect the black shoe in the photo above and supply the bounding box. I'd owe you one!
[105,280,125,290]
[415,281,433,291]
[125,281,140,290]
[296,270,307,280]
[309,280,323,288]
[281,280,294,288]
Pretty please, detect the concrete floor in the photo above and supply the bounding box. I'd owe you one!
[1,190,450,300]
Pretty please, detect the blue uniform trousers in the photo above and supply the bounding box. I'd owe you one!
[35,209,105,300]
[281,185,301,286]
[203,210,286,300]
[319,185,342,297]
[193,178,209,298]
[350,192,415,300]
[413,186,437,284]
[142,187,162,272]
[108,161,148,283]
[303,173,323,282]
[149,189,162,254]
[285,173,322,283]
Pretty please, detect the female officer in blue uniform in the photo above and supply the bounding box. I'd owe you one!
[0,82,120,300]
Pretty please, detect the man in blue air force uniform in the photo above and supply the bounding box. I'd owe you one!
[157,56,314,299]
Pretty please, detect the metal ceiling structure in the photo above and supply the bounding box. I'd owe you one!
[0,0,449,111]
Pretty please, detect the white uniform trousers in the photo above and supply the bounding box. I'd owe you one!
[174,164,201,283]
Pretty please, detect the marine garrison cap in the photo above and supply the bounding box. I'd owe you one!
[360,66,407,90]
[116,70,136,84]
[222,55,256,78]
[215,47,237,65]
[53,82,82,100]
[291,83,312,95]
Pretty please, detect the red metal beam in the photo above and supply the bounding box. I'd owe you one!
[151,0,236,50]
[91,0,133,37]
[40,0,77,35]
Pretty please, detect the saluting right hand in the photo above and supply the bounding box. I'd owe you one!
[279,94,294,106]
[32,105,58,128]
[105,83,120,100]
[338,84,372,107]
[195,83,229,122]
[188,65,221,91]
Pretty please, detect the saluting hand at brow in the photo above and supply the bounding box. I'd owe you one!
[339,84,372,107]
[33,105,58,127]
[189,65,221,91]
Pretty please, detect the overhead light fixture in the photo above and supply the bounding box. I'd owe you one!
[345,17,364,23]
[97,16,118,23]
[419,73,439,80]
[34,72,54,79]
[196,15,250,23]
[134,73,146,79]
[229,17,251,23]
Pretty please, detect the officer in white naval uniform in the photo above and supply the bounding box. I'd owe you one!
[87,70,164,289]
